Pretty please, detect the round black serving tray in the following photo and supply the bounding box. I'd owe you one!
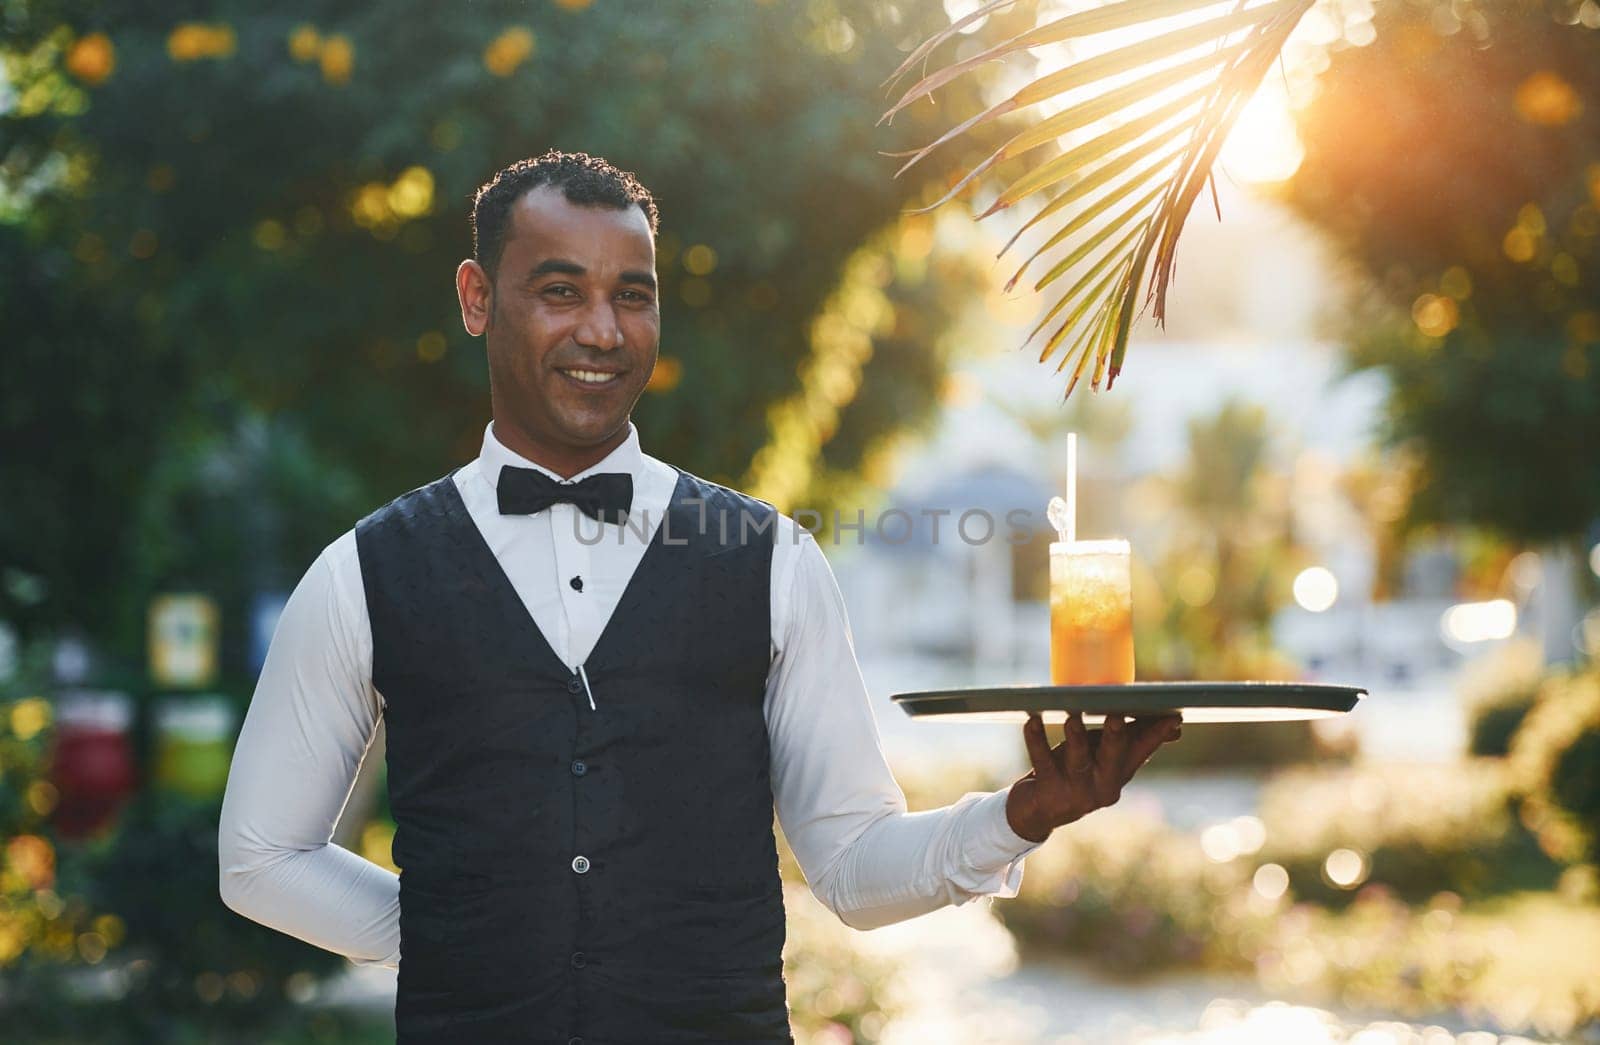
[890,681,1365,725]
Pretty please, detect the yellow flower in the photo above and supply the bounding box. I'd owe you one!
[26,781,58,817]
[167,23,236,62]
[320,34,354,85]
[484,27,535,77]
[65,32,115,86]
[646,356,683,393]
[288,24,321,63]
[1411,293,1459,338]
[10,698,50,741]
[5,835,55,891]
[1503,228,1537,264]
[387,166,434,219]
[351,183,391,227]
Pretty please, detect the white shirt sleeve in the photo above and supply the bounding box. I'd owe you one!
[217,532,401,969]
[766,528,1044,931]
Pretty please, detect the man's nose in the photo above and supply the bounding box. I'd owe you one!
[573,300,624,350]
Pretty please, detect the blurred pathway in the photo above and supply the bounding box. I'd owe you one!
[854,900,1574,1045]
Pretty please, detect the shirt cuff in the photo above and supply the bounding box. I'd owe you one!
[965,786,1047,868]
[349,946,400,971]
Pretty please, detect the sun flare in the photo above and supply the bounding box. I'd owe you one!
[1221,82,1305,185]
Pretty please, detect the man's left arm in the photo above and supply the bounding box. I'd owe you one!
[765,526,1044,932]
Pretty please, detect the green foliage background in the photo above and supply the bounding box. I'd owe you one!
[1281,0,1600,543]
[1,0,1034,670]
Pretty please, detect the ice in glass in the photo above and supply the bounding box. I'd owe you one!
[1049,538,1134,685]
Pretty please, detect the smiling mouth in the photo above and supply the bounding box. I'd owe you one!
[557,367,625,387]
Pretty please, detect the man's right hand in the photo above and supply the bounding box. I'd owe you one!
[1004,710,1181,844]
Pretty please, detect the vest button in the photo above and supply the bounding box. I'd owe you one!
[571,855,591,874]
[570,951,586,969]
[571,759,587,777]
[567,676,583,694]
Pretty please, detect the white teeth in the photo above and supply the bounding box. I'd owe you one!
[563,369,617,384]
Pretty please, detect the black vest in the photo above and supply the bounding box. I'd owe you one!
[355,466,792,1044]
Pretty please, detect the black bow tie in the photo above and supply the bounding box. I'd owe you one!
[497,466,633,525]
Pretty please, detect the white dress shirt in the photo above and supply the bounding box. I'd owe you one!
[217,419,1042,971]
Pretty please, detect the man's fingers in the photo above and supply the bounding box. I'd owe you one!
[1023,713,1056,778]
[1123,714,1181,774]
[1098,712,1130,772]
[1062,710,1092,776]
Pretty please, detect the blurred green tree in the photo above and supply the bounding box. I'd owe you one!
[1281,0,1600,544]
[1,0,1030,666]
[1139,398,1302,683]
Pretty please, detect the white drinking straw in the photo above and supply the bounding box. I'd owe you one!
[1066,432,1078,545]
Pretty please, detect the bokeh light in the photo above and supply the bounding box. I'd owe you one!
[1292,566,1339,613]
[65,33,115,85]
[1411,293,1459,338]
[1441,599,1517,644]
[1252,863,1290,901]
[1322,848,1370,890]
[1514,70,1582,127]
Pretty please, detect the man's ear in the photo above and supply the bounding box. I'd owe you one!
[456,259,493,337]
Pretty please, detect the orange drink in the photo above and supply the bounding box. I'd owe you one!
[1049,539,1134,685]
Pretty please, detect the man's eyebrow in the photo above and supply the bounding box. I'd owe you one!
[527,258,586,281]
[526,258,657,292]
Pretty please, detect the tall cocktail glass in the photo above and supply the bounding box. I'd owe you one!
[1049,539,1134,685]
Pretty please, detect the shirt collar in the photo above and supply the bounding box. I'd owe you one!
[478,419,646,488]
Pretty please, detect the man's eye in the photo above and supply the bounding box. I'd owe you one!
[546,285,576,297]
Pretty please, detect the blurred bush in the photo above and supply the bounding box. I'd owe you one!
[1255,886,1493,1023]
[0,633,363,1042]
[1,706,353,1041]
[1509,664,1600,869]
[913,753,1599,1036]
[987,780,1598,1036]
[1261,887,1600,1040]
[1462,639,1546,757]
[0,650,126,1028]
[1257,760,1560,907]
[0,705,110,978]
[993,807,1272,974]
[783,884,901,1045]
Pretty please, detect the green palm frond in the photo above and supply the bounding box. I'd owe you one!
[881,0,1315,395]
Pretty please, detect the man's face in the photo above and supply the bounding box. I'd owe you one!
[458,184,659,463]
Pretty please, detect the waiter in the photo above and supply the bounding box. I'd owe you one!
[217,149,1181,1044]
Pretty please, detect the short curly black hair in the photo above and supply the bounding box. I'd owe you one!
[470,149,660,283]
